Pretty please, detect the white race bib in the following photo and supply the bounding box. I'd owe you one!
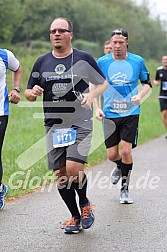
[162,81,167,91]
[52,128,77,148]
[110,99,132,113]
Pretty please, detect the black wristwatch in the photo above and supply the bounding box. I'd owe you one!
[13,87,21,93]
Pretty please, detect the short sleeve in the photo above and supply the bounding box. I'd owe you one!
[5,49,19,71]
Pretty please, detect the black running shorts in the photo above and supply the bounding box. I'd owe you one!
[159,97,167,112]
[103,115,139,149]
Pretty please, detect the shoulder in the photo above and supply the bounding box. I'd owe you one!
[4,49,18,59]
[128,52,144,62]
[127,52,147,69]
[0,49,14,60]
[2,49,20,64]
[1,49,20,71]
[0,49,7,60]
[97,53,112,65]
[36,51,52,61]
[34,51,52,65]
[0,48,7,55]
[73,48,102,71]
[73,48,95,62]
[157,66,163,70]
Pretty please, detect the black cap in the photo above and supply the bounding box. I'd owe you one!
[111,28,128,39]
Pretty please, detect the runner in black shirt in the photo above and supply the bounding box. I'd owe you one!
[154,55,167,138]
[25,17,108,234]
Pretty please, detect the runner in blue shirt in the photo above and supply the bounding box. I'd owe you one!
[0,49,22,210]
[94,28,152,204]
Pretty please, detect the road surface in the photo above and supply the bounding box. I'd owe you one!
[0,135,167,252]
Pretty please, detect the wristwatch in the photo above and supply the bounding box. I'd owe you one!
[13,87,21,93]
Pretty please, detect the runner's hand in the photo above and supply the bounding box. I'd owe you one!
[131,94,141,105]
[95,108,105,121]
[81,93,92,110]
[31,85,44,97]
[9,90,20,104]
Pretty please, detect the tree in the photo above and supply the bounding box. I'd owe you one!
[1,0,166,60]
[0,0,23,43]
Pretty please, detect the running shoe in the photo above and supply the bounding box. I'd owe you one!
[60,217,81,234]
[111,166,121,184]
[0,184,9,210]
[120,188,133,204]
[80,200,95,229]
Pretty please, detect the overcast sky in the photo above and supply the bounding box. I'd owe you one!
[134,0,167,21]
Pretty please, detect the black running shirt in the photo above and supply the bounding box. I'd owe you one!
[27,48,105,127]
[155,66,167,96]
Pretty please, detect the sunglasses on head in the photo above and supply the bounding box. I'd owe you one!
[111,29,128,39]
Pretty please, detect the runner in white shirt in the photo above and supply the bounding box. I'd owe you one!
[0,48,22,210]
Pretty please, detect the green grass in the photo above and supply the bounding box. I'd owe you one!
[2,53,166,199]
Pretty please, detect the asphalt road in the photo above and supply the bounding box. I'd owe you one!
[0,135,167,252]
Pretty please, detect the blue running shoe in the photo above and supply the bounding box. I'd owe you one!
[0,184,9,211]
[61,217,81,234]
[80,200,95,229]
